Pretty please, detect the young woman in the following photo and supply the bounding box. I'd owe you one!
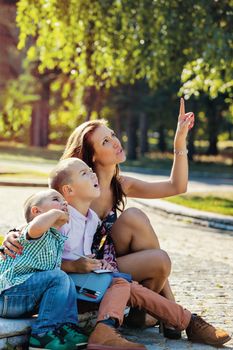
[60,98,194,332]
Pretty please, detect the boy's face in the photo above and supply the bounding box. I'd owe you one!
[39,189,68,213]
[69,160,100,200]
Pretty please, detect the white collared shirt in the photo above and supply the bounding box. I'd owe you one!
[60,205,100,260]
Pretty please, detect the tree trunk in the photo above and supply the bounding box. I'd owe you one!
[83,86,96,121]
[158,124,167,152]
[30,80,50,147]
[227,123,232,141]
[207,100,219,155]
[83,86,105,121]
[114,112,122,144]
[127,111,137,160]
[0,1,21,110]
[139,112,149,156]
[208,133,218,155]
[187,129,196,161]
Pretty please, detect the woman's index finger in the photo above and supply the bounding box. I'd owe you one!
[179,97,185,116]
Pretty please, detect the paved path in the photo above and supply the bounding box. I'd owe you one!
[0,186,232,349]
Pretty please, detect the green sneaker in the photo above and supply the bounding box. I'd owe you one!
[59,323,88,348]
[29,329,77,350]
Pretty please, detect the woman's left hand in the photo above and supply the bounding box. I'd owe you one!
[101,259,115,271]
[175,98,195,141]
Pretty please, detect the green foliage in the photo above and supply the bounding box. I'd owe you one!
[16,0,196,89]
[179,0,233,117]
[2,0,232,147]
[0,72,39,140]
[16,0,233,113]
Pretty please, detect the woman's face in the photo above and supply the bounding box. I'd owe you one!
[90,125,126,166]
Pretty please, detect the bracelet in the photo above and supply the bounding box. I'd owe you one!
[174,149,188,155]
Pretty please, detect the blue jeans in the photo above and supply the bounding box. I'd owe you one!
[0,269,78,334]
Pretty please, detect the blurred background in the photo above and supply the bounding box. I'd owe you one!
[0,0,232,216]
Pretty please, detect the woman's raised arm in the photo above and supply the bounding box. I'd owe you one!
[121,98,194,199]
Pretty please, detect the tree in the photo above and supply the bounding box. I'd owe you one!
[2,0,232,153]
[16,0,198,88]
[180,0,233,153]
[0,0,31,141]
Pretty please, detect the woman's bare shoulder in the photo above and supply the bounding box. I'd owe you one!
[118,175,135,194]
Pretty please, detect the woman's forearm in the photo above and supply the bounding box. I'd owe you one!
[169,141,188,194]
[169,99,193,195]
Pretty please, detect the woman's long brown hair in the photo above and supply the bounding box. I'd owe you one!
[61,120,126,211]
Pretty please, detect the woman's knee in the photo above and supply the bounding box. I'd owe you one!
[150,249,171,278]
[117,249,171,283]
[120,207,151,227]
[112,208,161,254]
[117,207,155,240]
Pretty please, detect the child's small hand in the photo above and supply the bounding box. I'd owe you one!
[74,256,102,273]
[51,209,69,227]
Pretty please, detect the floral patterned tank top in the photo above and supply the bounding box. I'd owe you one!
[91,208,119,271]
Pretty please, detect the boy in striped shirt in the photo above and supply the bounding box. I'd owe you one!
[0,189,87,350]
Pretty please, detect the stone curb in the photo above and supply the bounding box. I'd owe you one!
[1,180,233,233]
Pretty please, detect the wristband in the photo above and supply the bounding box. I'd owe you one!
[174,149,188,155]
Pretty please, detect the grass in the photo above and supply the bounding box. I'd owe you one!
[0,160,49,180]
[165,193,233,216]
[0,141,62,163]
[123,152,233,178]
[0,170,48,178]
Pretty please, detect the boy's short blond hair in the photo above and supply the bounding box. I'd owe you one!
[49,158,82,195]
[24,189,57,223]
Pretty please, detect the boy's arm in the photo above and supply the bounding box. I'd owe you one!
[28,209,69,239]
[61,259,78,273]
[61,257,102,273]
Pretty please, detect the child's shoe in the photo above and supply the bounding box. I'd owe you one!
[87,323,146,349]
[29,329,76,350]
[186,314,231,346]
[58,323,88,348]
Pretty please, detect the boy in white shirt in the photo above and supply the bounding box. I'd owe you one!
[49,158,231,350]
